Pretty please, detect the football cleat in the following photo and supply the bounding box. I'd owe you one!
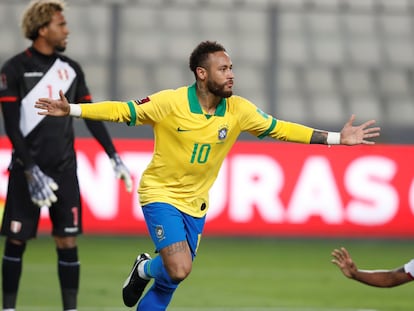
[122,253,151,307]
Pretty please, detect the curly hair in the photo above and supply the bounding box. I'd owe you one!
[189,41,226,77]
[21,0,66,40]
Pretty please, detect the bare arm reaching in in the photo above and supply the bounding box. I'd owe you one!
[331,247,414,288]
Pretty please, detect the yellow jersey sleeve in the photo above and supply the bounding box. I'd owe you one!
[271,120,313,143]
[79,101,132,123]
[78,89,178,126]
[230,96,313,144]
[126,89,177,126]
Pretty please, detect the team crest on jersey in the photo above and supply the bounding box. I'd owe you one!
[10,221,22,233]
[155,225,165,242]
[134,97,150,105]
[57,68,70,81]
[218,124,229,140]
[0,74,7,91]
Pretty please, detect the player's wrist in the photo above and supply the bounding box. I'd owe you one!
[69,104,81,117]
[327,132,341,145]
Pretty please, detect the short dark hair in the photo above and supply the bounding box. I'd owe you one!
[189,41,226,77]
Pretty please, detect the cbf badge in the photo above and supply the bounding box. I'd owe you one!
[155,225,165,242]
[218,125,228,140]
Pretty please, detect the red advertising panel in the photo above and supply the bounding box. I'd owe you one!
[1,136,414,238]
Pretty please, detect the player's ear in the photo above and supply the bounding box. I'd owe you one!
[196,66,207,81]
[38,24,49,38]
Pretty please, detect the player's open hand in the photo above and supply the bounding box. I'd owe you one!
[340,114,381,145]
[331,247,358,279]
[35,90,70,116]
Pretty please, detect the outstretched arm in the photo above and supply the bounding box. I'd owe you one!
[331,247,412,287]
[36,90,131,123]
[36,90,133,192]
[311,115,381,145]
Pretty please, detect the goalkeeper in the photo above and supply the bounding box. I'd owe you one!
[0,1,132,311]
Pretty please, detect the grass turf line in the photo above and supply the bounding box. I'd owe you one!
[3,236,412,311]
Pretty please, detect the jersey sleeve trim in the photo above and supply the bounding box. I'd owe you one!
[257,117,277,139]
[78,94,92,102]
[404,259,414,278]
[126,100,136,126]
[0,96,18,102]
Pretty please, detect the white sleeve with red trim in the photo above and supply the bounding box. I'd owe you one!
[403,259,414,278]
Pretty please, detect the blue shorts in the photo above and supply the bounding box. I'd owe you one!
[142,202,206,258]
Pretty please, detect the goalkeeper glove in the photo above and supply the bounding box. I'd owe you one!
[24,165,59,208]
[110,153,133,192]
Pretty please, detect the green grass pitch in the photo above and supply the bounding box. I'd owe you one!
[3,235,413,311]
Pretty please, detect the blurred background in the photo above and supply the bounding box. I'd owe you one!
[1,0,414,143]
[1,2,414,309]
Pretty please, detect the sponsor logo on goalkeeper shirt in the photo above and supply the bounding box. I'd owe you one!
[24,72,43,77]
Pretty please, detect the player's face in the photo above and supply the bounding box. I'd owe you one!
[206,51,234,98]
[43,11,69,52]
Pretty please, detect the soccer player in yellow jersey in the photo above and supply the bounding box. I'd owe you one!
[36,40,381,311]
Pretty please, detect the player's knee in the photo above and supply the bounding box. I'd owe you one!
[54,235,77,249]
[4,239,26,258]
[167,262,192,282]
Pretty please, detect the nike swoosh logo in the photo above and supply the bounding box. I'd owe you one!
[177,127,191,132]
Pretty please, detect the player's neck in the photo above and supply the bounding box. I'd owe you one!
[197,95,220,115]
[32,40,55,56]
[196,85,220,115]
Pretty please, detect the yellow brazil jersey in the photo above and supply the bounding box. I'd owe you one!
[79,84,313,217]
